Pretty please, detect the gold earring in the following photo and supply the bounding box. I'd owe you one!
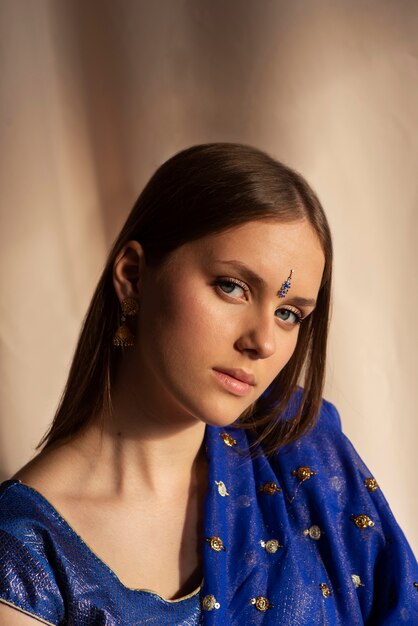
[113,297,139,347]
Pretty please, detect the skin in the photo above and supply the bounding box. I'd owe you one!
[116,217,323,428]
[7,217,325,619]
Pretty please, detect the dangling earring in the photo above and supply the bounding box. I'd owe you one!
[113,297,139,347]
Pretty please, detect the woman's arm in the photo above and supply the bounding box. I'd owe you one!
[0,602,52,625]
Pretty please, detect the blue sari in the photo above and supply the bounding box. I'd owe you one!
[0,395,417,624]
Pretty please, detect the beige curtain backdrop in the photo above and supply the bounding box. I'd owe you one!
[1,0,416,554]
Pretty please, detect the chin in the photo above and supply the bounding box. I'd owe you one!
[198,413,240,428]
[189,395,252,429]
[162,373,257,429]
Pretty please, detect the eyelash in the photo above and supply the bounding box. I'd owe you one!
[213,277,305,325]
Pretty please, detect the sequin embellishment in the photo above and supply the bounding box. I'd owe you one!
[414,582,418,590]
[250,596,273,611]
[351,514,375,529]
[303,525,322,540]
[259,482,281,495]
[352,574,365,588]
[320,583,331,597]
[364,477,379,492]
[205,536,226,551]
[215,480,230,496]
[260,539,282,553]
[202,595,220,610]
[219,432,237,447]
[292,466,316,481]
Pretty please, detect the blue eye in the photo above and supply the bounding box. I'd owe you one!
[215,278,248,298]
[214,278,304,325]
[275,308,303,325]
[219,282,239,294]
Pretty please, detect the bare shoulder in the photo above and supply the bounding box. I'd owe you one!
[11,443,78,498]
[11,425,102,499]
[0,602,46,625]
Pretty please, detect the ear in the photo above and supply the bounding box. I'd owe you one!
[112,240,145,302]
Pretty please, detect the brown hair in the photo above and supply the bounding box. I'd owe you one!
[37,143,332,457]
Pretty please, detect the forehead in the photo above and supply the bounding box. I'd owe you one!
[182,219,325,294]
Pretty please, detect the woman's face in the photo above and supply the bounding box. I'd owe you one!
[131,219,325,428]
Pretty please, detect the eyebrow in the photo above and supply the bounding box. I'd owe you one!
[215,259,317,307]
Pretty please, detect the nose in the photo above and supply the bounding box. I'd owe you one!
[234,311,276,360]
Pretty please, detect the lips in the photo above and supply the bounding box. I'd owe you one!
[212,368,256,397]
[213,368,256,386]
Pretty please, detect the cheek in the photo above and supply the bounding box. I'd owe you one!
[138,281,222,361]
[264,330,300,384]
[137,276,301,387]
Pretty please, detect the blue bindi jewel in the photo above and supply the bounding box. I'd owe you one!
[278,270,293,298]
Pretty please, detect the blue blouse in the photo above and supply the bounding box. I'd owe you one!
[0,395,417,625]
[0,480,202,625]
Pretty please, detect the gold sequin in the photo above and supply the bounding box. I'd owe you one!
[292,466,316,481]
[259,481,281,495]
[250,596,273,611]
[215,480,230,496]
[413,582,418,590]
[351,574,365,588]
[202,595,220,610]
[260,539,282,553]
[303,525,322,540]
[206,536,226,551]
[320,583,331,598]
[220,432,237,447]
[364,477,379,492]
[351,514,375,529]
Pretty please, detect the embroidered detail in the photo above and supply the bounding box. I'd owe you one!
[205,536,226,552]
[364,477,379,492]
[292,466,316,481]
[351,574,365,588]
[202,595,220,610]
[303,525,322,540]
[259,482,281,495]
[351,514,375,529]
[320,583,331,597]
[260,539,282,553]
[215,480,230,496]
[219,432,237,447]
[250,596,273,611]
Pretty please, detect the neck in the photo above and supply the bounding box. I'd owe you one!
[62,387,208,502]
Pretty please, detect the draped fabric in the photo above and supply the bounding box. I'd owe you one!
[0,395,417,624]
[0,0,417,558]
[202,396,417,624]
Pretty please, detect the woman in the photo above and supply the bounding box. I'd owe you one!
[0,143,416,625]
